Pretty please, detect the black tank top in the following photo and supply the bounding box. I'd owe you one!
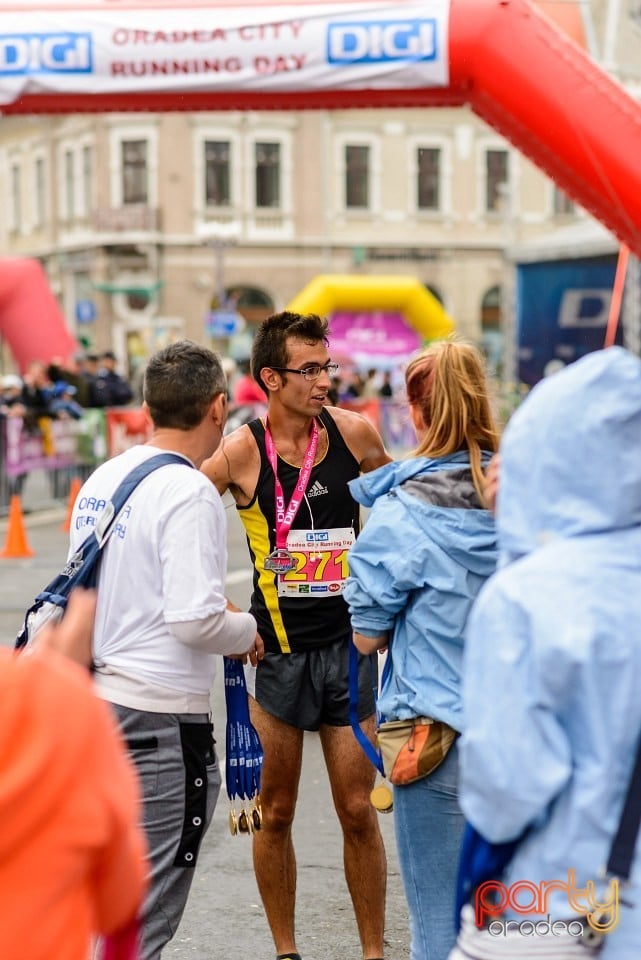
[238,407,360,653]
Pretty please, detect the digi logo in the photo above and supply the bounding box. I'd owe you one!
[327,19,437,65]
[0,33,93,75]
[558,289,611,328]
[305,531,329,542]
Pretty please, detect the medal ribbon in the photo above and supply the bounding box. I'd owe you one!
[264,418,319,551]
[224,658,263,802]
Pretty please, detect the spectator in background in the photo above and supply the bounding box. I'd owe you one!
[0,373,26,418]
[79,353,101,397]
[1,373,28,499]
[89,351,134,408]
[20,361,54,429]
[361,368,380,399]
[378,371,394,399]
[339,370,364,400]
[232,358,267,408]
[48,381,84,420]
[47,357,91,408]
[327,375,341,406]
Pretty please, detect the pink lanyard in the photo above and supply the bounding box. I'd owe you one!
[264,418,319,551]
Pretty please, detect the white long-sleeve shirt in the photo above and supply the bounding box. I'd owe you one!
[69,444,256,713]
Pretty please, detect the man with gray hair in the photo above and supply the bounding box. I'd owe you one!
[68,340,261,959]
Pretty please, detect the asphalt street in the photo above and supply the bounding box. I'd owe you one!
[0,487,411,960]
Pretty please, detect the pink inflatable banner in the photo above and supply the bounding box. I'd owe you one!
[328,311,421,368]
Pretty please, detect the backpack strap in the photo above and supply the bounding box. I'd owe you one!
[14,453,194,651]
[95,452,192,546]
[606,731,641,881]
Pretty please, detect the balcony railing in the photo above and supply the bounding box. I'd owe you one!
[92,205,161,232]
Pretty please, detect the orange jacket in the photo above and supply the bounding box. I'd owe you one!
[0,647,147,960]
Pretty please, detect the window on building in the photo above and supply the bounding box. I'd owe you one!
[255,142,280,208]
[417,147,441,210]
[345,144,370,209]
[553,186,575,215]
[122,139,148,205]
[34,157,46,228]
[64,149,75,220]
[226,284,275,323]
[82,145,93,217]
[485,149,509,212]
[227,285,274,309]
[205,140,231,206]
[481,285,503,376]
[10,163,21,231]
[481,285,502,329]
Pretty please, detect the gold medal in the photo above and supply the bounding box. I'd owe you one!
[370,782,394,813]
[251,803,263,831]
[228,808,238,836]
[238,809,251,833]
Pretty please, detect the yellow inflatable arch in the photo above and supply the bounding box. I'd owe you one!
[285,274,455,342]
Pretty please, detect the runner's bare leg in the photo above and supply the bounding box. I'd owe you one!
[250,698,304,957]
[320,716,387,959]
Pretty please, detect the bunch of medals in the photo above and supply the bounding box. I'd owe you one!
[224,657,265,838]
[229,797,263,836]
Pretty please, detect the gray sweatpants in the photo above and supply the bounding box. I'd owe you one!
[111,704,222,960]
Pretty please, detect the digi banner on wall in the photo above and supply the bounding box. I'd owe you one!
[516,255,625,387]
[0,0,449,106]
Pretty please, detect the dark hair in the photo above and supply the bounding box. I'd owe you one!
[251,311,329,395]
[143,340,226,429]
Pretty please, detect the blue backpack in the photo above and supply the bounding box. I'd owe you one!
[16,452,191,650]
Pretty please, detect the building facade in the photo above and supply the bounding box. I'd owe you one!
[0,0,636,378]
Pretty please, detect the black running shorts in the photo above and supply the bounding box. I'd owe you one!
[253,637,377,731]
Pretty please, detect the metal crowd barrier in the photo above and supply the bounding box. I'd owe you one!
[0,409,149,515]
[0,400,413,516]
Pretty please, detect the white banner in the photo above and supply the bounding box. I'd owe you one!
[0,1,449,106]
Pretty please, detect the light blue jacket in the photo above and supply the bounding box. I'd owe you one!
[459,347,641,956]
[345,451,498,733]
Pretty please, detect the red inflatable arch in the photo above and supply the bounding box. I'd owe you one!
[1,0,640,255]
[0,258,77,373]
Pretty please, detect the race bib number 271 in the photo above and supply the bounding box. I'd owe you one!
[276,526,355,598]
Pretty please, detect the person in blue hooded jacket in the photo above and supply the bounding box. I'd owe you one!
[345,338,500,960]
[450,346,641,960]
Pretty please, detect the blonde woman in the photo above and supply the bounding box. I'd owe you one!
[345,339,499,960]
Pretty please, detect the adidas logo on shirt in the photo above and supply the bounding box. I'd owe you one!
[307,480,328,498]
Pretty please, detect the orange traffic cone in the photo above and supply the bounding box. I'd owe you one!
[0,494,35,558]
[61,475,83,533]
